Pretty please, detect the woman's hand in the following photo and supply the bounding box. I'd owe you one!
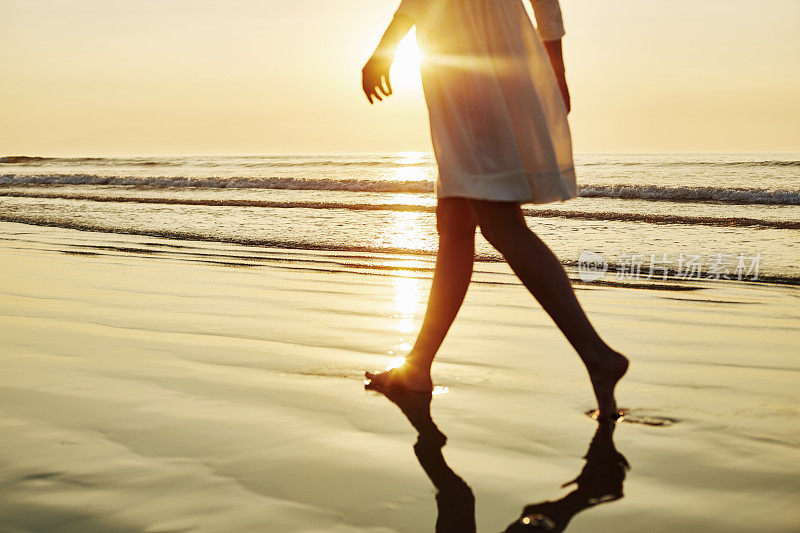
[362,14,413,104]
[555,71,571,113]
[543,39,571,114]
[362,52,394,104]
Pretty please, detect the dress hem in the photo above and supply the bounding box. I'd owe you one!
[435,167,577,205]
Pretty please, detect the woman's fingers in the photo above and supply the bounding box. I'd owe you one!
[362,80,372,103]
[384,73,393,95]
[363,74,382,104]
[365,83,385,103]
[561,82,571,113]
[363,84,375,104]
[379,73,393,96]
[556,76,571,113]
[377,81,388,97]
[361,70,372,103]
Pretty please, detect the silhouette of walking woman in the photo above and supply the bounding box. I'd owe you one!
[363,0,628,419]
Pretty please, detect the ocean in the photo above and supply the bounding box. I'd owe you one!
[1,153,798,286]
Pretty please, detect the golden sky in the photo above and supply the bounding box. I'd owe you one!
[1,0,799,155]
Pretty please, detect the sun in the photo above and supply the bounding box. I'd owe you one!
[390,30,423,91]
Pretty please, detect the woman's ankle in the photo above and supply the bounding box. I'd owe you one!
[404,351,434,373]
[581,342,617,369]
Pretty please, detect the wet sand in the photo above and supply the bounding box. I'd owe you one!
[1,222,798,532]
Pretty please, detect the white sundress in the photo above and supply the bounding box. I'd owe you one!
[395,0,576,204]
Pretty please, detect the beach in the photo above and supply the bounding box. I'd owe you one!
[4,0,800,528]
[1,221,798,532]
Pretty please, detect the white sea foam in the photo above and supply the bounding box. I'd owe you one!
[1,191,797,229]
[2,174,798,205]
[577,185,800,205]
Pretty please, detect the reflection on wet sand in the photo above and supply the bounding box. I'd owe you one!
[371,386,629,533]
[503,422,629,533]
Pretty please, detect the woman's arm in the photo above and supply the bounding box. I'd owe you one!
[543,39,570,113]
[531,0,571,112]
[362,14,414,104]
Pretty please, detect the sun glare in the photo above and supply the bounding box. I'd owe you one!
[391,31,423,91]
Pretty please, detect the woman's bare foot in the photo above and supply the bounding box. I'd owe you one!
[365,363,433,394]
[587,350,629,420]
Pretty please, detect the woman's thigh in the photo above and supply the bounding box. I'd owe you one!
[466,199,527,230]
[466,199,529,250]
[436,198,477,239]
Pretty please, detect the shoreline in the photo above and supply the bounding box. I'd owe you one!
[2,218,797,289]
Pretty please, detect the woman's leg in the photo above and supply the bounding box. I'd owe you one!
[408,198,477,371]
[366,198,477,392]
[468,199,628,418]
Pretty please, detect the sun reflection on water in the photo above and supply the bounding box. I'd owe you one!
[395,151,427,165]
[384,278,451,397]
[391,151,431,182]
[392,276,421,334]
[387,211,429,252]
[385,356,408,370]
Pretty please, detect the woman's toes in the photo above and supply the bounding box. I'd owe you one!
[365,370,392,391]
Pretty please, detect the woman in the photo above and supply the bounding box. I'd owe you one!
[362,0,628,419]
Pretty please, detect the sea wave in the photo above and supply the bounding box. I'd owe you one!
[2,174,799,205]
[0,156,428,168]
[4,155,798,168]
[580,159,800,167]
[1,191,797,229]
[0,174,435,193]
[0,156,184,167]
[578,185,800,205]
[0,156,56,164]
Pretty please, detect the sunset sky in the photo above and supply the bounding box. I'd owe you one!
[1,0,799,155]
